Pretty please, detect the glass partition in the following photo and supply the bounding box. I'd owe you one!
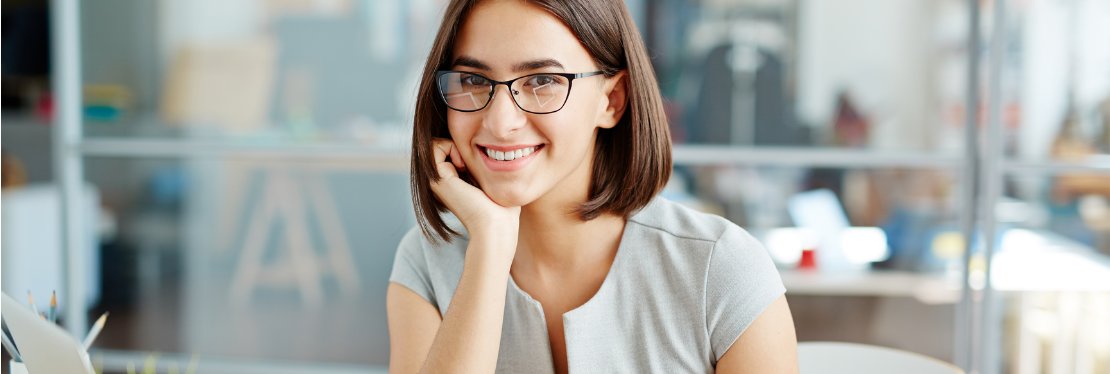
[71,0,978,371]
[83,157,410,367]
[646,0,971,154]
[988,172,1110,374]
[80,0,440,150]
[74,0,439,370]
[6,0,1105,372]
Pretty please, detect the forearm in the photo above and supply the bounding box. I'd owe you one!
[419,234,516,374]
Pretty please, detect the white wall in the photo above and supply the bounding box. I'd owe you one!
[1020,0,1110,161]
[158,0,264,64]
[797,0,935,150]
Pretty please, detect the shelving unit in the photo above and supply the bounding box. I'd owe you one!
[1003,157,1110,174]
[77,138,964,168]
[77,138,408,162]
[672,145,965,168]
[74,138,1110,173]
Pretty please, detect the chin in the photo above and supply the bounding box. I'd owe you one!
[482,185,540,208]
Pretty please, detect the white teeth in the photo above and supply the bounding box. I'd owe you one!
[485,146,537,161]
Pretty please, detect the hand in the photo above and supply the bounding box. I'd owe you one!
[429,138,521,252]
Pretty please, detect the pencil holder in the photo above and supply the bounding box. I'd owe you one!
[9,360,28,374]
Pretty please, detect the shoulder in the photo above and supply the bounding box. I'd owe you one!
[395,224,426,254]
[397,214,470,257]
[629,198,780,283]
[625,197,772,273]
[621,197,785,361]
[634,198,788,362]
[390,215,469,313]
[627,196,742,243]
[395,224,466,264]
[622,197,771,285]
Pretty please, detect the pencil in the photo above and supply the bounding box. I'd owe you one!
[41,312,47,320]
[83,312,109,349]
[1,330,20,362]
[49,291,58,323]
[28,292,39,316]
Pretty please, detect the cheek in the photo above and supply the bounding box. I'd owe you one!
[534,118,595,178]
[558,90,604,133]
[568,82,604,120]
[545,110,596,147]
[445,114,479,148]
[445,112,468,137]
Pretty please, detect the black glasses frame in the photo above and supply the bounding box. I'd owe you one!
[435,70,604,114]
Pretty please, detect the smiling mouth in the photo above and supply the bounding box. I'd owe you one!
[480,145,544,161]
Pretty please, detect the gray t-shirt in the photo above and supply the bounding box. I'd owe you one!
[389,197,786,373]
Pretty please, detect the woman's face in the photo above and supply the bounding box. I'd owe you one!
[447,0,627,208]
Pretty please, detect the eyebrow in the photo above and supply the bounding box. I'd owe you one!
[451,55,566,73]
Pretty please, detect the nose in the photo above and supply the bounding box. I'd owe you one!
[483,84,526,138]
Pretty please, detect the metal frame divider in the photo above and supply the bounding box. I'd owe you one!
[953,0,982,369]
[51,0,88,339]
[979,0,1009,372]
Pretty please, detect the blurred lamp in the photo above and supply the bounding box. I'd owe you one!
[764,228,819,266]
[839,227,890,264]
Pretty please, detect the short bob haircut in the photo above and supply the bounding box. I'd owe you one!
[411,0,672,242]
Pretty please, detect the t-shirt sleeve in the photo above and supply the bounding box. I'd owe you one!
[705,225,786,362]
[389,227,438,307]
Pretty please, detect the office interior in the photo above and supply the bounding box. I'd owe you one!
[1,0,1109,373]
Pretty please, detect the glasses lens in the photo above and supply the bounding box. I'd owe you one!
[511,74,570,113]
[438,72,492,111]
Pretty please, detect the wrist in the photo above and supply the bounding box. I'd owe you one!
[465,212,519,243]
[466,226,519,266]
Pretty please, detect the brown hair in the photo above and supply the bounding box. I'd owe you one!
[411,0,672,242]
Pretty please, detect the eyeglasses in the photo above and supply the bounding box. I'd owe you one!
[435,70,603,114]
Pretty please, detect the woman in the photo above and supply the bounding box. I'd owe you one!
[387,0,798,372]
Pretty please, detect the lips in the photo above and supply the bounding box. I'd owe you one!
[477,144,544,172]
[484,146,537,161]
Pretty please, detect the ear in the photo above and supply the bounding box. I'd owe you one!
[597,70,629,129]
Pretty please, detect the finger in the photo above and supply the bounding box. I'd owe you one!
[449,143,467,172]
[432,144,448,165]
[430,139,459,180]
[432,139,454,163]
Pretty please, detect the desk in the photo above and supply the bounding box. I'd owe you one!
[780,269,962,305]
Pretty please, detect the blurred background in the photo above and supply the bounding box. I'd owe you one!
[1,0,1108,373]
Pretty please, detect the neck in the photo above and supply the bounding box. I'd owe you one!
[511,146,625,276]
[515,201,625,271]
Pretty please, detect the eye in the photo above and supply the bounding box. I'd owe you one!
[460,74,489,87]
[524,74,557,87]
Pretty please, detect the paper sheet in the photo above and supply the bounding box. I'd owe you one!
[1,292,94,374]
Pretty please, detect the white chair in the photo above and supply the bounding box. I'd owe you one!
[799,342,964,374]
